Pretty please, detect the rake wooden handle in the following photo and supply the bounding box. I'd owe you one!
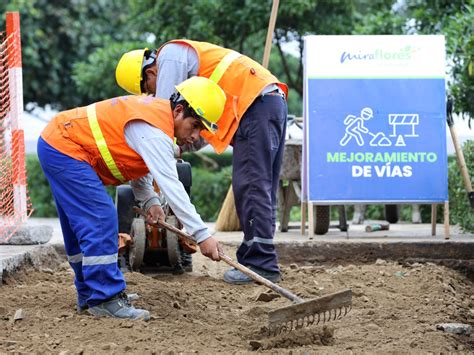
[218,252,304,304]
[133,207,305,304]
[165,223,305,303]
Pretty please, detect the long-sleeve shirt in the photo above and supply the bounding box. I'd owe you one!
[124,121,209,243]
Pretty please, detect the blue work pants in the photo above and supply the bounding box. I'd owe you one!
[232,94,287,273]
[37,137,125,307]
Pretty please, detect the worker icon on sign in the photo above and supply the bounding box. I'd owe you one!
[339,107,373,146]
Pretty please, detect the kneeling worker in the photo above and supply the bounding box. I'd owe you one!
[38,77,225,321]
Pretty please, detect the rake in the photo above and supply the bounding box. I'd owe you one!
[133,207,352,335]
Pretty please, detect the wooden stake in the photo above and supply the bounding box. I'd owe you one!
[308,203,315,236]
[444,201,450,240]
[262,0,280,69]
[300,201,306,235]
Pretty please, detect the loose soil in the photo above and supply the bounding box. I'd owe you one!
[0,245,472,354]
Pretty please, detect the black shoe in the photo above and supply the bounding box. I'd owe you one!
[88,292,150,321]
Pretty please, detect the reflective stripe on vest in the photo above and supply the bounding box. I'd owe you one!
[86,104,126,183]
[209,51,242,83]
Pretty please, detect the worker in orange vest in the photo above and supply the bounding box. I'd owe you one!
[116,40,288,284]
[38,77,226,320]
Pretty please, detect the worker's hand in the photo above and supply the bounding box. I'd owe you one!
[146,204,165,225]
[198,236,221,261]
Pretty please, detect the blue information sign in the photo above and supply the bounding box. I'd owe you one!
[303,35,448,203]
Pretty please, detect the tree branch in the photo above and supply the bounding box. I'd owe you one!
[275,30,297,91]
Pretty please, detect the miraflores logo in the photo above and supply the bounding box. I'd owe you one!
[340,46,419,64]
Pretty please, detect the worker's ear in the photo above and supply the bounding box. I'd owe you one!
[173,103,184,118]
[144,65,157,77]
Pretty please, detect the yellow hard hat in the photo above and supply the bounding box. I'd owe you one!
[115,49,147,95]
[175,77,226,134]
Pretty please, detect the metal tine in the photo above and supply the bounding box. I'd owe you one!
[301,317,305,329]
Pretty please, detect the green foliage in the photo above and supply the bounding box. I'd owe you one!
[190,166,232,221]
[0,0,133,110]
[448,140,474,232]
[73,41,150,101]
[25,154,56,217]
[70,1,391,112]
[354,0,474,122]
[181,152,232,170]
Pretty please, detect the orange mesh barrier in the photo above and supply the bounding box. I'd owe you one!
[0,12,33,243]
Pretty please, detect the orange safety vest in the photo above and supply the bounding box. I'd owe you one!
[158,39,288,154]
[41,95,174,186]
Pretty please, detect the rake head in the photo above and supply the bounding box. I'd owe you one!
[268,289,352,336]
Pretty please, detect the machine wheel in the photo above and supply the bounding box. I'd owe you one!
[116,185,136,233]
[176,160,192,196]
[314,205,330,235]
[385,204,399,223]
[129,218,146,271]
[165,215,181,267]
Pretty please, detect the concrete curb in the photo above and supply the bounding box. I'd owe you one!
[220,240,474,279]
[0,245,61,284]
[1,224,53,245]
[273,241,474,263]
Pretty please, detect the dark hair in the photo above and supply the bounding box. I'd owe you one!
[140,49,157,93]
[170,97,198,119]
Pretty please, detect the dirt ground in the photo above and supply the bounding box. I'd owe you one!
[0,245,472,354]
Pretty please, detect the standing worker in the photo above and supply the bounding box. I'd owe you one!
[38,77,226,320]
[116,40,288,284]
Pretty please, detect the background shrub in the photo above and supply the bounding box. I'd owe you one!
[190,166,232,222]
[447,140,474,232]
[26,154,56,217]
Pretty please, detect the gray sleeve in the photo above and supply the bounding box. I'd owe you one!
[155,43,208,152]
[124,121,210,243]
[130,174,163,212]
[155,43,199,100]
